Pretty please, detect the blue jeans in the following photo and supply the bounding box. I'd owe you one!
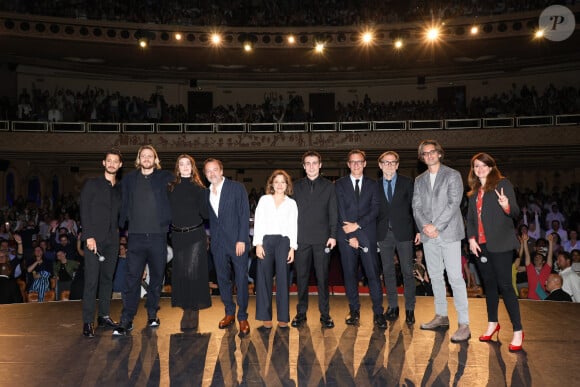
[423,238,469,325]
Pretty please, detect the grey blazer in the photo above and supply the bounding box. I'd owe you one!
[412,164,465,243]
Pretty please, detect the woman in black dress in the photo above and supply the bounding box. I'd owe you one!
[168,154,210,330]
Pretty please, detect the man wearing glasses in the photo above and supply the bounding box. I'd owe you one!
[412,140,471,342]
[336,150,386,329]
[376,151,420,326]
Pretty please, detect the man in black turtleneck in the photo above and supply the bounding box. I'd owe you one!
[113,145,173,336]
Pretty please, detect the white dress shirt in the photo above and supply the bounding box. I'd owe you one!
[209,177,225,217]
[253,194,298,250]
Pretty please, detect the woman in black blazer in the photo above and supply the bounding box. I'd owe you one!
[466,153,523,352]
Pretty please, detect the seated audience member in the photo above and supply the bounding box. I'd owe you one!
[53,250,79,300]
[545,273,572,302]
[524,234,554,300]
[27,249,53,302]
[56,234,78,261]
[523,209,542,240]
[564,230,579,252]
[0,250,23,304]
[545,204,566,230]
[546,220,568,244]
[413,247,433,296]
[557,251,580,302]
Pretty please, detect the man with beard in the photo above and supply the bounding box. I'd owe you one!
[113,145,173,336]
[80,149,123,337]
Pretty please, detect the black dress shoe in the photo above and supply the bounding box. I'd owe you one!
[291,313,307,328]
[97,316,119,329]
[405,310,415,325]
[320,315,335,328]
[345,310,360,325]
[83,323,95,338]
[374,314,388,329]
[385,306,400,321]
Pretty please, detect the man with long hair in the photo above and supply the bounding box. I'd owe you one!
[113,145,173,336]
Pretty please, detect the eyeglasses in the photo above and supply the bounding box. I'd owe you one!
[380,160,398,166]
[348,160,365,165]
[421,149,438,157]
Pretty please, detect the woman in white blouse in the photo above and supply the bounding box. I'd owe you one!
[253,170,298,328]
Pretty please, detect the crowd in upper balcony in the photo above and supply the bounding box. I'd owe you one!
[0,1,568,27]
[5,83,578,124]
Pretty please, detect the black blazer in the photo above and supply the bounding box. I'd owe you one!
[293,176,338,245]
[80,175,121,243]
[466,178,520,253]
[335,175,379,246]
[376,174,416,242]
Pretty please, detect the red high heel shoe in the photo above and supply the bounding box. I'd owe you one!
[509,332,524,352]
[479,323,501,342]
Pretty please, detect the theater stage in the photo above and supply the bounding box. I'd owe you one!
[0,295,578,386]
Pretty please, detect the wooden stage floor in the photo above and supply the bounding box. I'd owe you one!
[1,295,579,386]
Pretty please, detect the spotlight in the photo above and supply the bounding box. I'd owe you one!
[361,31,373,45]
[315,42,325,53]
[394,39,403,49]
[470,26,479,35]
[287,35,295,44]
[174,32,182,41]
[426,27,440,41]
[243,41,253,52]
[211,33,221,45]
[534,29,545,39]
[138,38,148,48]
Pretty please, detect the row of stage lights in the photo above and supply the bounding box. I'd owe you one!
[138,25,547,51]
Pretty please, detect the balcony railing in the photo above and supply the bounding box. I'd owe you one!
[3,114,579,134]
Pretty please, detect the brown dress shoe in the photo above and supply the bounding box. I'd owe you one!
[239,320,250,335]
[219,315,235,329]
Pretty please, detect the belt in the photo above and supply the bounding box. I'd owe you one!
[171,223,203,233]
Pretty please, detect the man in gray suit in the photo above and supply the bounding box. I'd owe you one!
[412,140,471,342]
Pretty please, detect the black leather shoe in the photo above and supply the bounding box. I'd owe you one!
[385,306,400,321]
[345,310,360,325]
[374,313,388,329]
[291,313,307,328]
[97,316,119,329]
[320,315,335,329]
[405,310,415,325]
[83,323,95,338]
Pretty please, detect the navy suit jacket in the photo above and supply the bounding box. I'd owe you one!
[376,174,416,242]
[207,178,250,258]
[335,176,379,248]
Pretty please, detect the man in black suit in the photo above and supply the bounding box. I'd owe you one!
[204,158,251,336]
[376,151,420,326]
[291,151,338,329]
[336,150,386,328]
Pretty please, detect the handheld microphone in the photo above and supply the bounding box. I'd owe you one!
[95,250,105,262]
[324,247,331,253]
[344,239,368,253]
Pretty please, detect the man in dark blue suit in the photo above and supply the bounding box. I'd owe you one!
[204,158,251,336]
[336,150,386,329]
[376,151,420,326]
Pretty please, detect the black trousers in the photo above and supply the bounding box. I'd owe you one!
[82,238,119,323]
[121,233,166,324]
[294,242,331,317]
[476,244,522,331]
[255,235,291,322]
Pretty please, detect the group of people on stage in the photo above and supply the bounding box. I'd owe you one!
[78,139,525,352]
